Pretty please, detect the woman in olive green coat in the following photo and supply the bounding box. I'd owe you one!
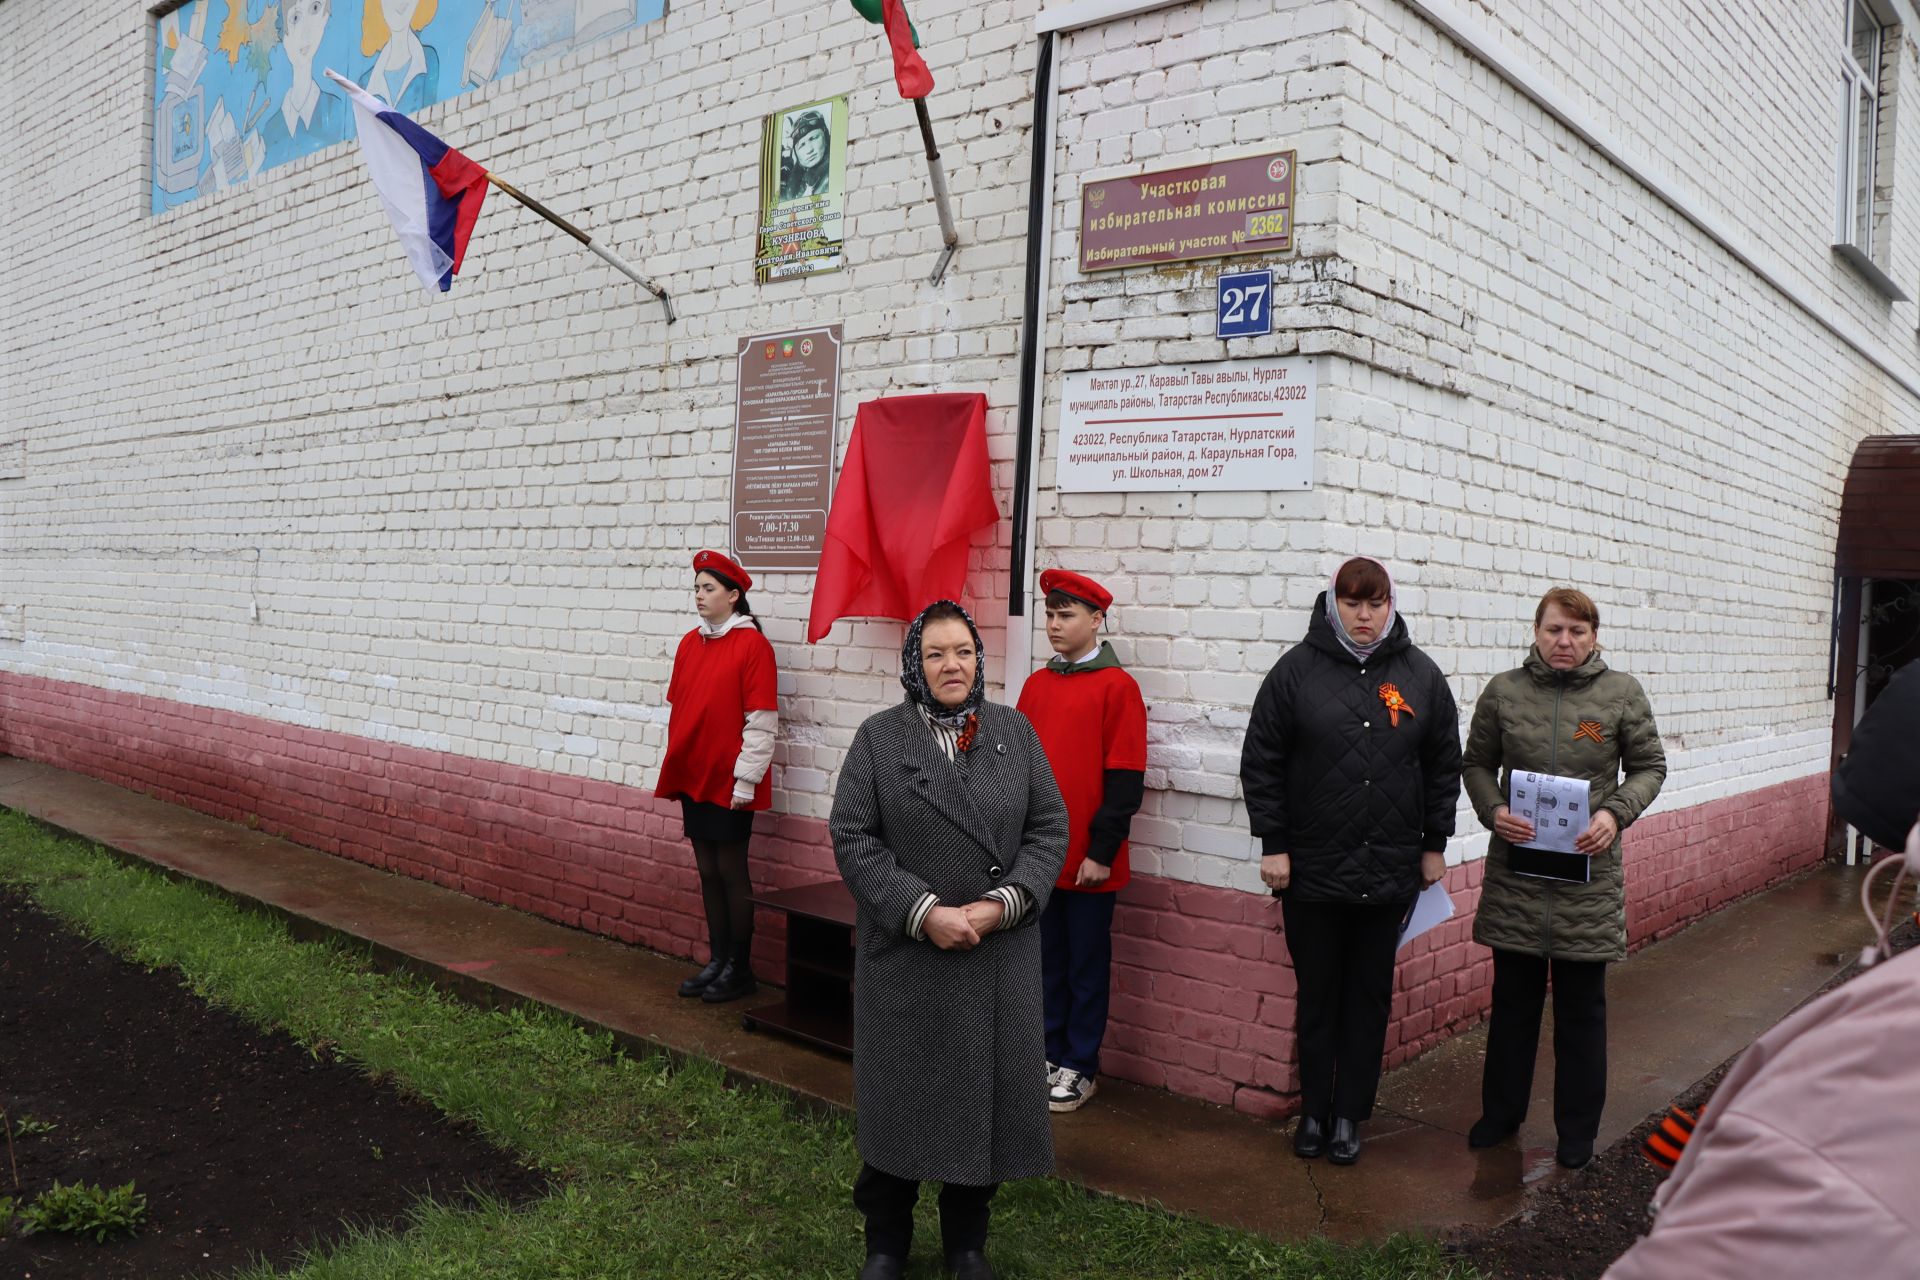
[1462,587,1666,1170]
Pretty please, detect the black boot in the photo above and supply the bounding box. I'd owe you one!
[701,952,758,1003]
[1327,1118,1361,1165]
[1292,1115,1327,1159]
[1468,1115,1520,1149]
[1556,1136,1594,1169]
[946,1251,996,1280]
[677,955,726,998]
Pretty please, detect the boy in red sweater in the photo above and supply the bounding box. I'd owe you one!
[1017,570,1148,1112]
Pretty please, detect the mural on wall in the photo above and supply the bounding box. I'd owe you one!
[152,0,664,214]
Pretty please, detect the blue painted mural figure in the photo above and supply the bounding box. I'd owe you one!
[359,0,441,115]
[258,0,346,159]
[151,0,667,215]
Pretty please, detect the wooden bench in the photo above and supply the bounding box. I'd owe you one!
[743,880,856,1055]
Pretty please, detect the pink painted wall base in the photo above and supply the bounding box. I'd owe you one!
[0,671,1829,1118]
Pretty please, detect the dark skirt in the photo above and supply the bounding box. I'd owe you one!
[680,796,754,844]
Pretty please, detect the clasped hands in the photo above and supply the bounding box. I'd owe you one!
[923,899,1006,951]
[1494,805,1618,855]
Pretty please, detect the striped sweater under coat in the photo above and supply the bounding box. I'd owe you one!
[830,698,1069,1185]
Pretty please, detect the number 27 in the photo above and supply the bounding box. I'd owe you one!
[1222,281,1268,325]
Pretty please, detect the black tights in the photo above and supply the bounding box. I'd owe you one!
[691,839,754,962]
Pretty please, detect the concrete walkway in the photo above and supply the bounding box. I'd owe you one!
[0,756,1871,1242]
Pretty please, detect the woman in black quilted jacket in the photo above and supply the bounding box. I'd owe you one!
[1239,557,1462,1165]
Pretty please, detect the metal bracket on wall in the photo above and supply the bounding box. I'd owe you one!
[915,100,960,285]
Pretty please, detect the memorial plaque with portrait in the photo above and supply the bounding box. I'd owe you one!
[755,97,849,282]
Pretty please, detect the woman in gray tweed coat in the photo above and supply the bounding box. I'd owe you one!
[831,599,1068,1280]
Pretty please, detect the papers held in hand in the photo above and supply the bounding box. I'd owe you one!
[1398,879,1456,949]
[1508,771,1594,883]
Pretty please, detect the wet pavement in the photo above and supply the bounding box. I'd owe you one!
[0,755,1869,1242]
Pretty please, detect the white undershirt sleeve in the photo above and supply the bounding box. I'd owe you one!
[732,708,778,803]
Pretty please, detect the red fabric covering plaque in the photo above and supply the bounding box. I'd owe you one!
[806,392,1000,643]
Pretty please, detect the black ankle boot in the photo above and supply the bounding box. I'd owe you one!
[1556,1136,1594,1169]
[1327,1117,1361,1165]
[1469,1115,1520,1149]
[677,955,726,998]
[701,954,758,1003]
[946,1250,996,1279]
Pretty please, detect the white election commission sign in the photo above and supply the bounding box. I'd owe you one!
[1056,356,1317,492]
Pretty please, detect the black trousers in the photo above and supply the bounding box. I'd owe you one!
[1480,948,1608,1142]
[1280,896,1407,1123]
[1040,887,1118,1075]
[853,1163,997,1259]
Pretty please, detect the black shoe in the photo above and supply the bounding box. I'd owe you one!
[1327,1117,1360,1165]
[1556,1137,1594,1169]
[858,1254,905,1280]
[677,956,726,998]
[946,1250,996,1280]
[1292,1114,1327,1159]
[700,957,758,1003]
[1468,1115,1520,1149]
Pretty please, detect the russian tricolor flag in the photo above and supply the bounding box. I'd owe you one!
[327,69,489,293]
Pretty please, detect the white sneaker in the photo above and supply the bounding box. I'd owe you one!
[1046,1060,1063,1089]
[1049,1068,1097,1113]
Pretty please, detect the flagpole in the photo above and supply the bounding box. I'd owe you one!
[912,99,960,285]
[487,175,676,323]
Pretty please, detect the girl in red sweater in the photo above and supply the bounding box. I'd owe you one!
[655,550,780,1003]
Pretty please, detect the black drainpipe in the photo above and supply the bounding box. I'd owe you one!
[1008,30,1056,618]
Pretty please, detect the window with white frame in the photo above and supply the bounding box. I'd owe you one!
[1838,0,1885,253]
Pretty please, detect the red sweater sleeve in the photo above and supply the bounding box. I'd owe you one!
[743,630,778,712]
[1104,673,1148,770]
[666,631,695,705]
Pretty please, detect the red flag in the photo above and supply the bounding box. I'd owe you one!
[807,393,998,643]
[881,0,933,98]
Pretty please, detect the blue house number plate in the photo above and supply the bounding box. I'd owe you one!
[1217,269,1273,338]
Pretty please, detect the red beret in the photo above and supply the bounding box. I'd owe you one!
[692,549,752,593]
[1039,568,1111,612]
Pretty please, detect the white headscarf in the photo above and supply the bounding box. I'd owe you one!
[1325,556,1396,662]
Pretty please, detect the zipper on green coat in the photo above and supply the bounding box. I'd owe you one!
[1541,678,1565,961]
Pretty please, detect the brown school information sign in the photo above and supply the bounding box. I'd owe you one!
[732,326,843,572]
[1079,150,1296,272]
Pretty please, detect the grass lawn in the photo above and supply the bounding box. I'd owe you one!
[0,809,1477,1280]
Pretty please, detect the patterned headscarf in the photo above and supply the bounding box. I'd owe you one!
[900,599,987,729]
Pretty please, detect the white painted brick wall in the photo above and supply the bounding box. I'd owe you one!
[1,0,1047,818]
[3,0,1914,896]
[1037,0,1920,889]
[1452,0,1920,322]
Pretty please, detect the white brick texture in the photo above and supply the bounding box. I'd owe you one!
[3,0,1912,893]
